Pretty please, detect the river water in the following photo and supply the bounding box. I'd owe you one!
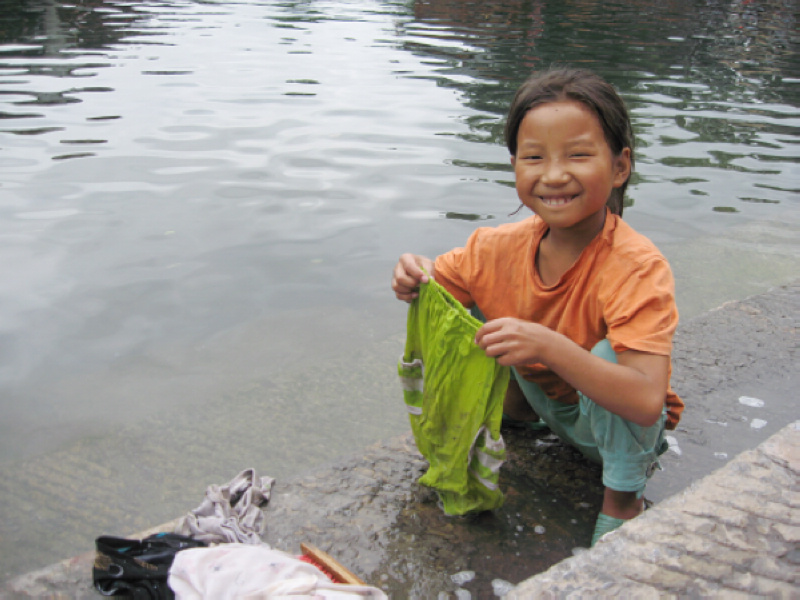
[0,0,798,583]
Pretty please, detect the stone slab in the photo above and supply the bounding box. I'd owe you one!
[509,420,799,599]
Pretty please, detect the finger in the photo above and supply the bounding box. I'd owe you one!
[392,281,418,302]
[393,280,421,301]
[478,329,506,353]
[418,258,434,281]
[494,353,515,367]
[395,256,425,287]
[392,266,417,293]
[402,254,433,283]
[475,320,503,345]
[482,340,505,358]
[395,292,417,303]
[482,341,518,366]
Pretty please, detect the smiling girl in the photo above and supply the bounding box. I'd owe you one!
[392,68,683,546]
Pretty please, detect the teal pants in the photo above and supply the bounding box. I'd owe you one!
[473,308,667,494]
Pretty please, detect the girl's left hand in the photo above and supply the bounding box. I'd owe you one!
[474,318,551,367]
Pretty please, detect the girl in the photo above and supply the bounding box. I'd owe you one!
[392,68,683,545]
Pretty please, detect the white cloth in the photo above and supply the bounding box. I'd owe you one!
[168,543,388,599]
[175,468,275,544]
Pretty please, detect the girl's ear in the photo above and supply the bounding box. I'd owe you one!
[612,147,632,188]
[510,155,516,167]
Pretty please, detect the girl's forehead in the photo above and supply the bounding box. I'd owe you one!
[526,99,595,118]
[520,100,604,135]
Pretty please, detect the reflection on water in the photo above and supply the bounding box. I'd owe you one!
[0,0,798,583]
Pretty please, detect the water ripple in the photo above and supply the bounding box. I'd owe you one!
[0,0,798,582]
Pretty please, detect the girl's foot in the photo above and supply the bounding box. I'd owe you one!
[591,487,645,546]
[591,513,627,546]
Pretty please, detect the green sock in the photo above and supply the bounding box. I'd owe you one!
[591,512,627,546]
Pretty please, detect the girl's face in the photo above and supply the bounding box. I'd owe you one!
[512,100,630,235]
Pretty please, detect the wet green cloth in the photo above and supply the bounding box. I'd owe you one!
[398,279,509,515]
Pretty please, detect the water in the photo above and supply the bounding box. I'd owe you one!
[0,0,798,582]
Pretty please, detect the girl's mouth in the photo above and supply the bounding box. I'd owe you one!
[539,195,577,206]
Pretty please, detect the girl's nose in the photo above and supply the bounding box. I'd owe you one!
[541,159,569,184]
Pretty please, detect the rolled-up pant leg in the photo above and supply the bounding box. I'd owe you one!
[512,340,667,494]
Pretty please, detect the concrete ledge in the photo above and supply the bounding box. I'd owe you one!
[508,420,800,599]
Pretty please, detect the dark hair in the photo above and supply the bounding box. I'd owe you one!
[504,68,635,216]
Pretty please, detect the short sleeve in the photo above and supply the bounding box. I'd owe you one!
[433,227,493,308]
[603,256,678,356]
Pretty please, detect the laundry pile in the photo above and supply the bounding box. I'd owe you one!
[92,468,387,599]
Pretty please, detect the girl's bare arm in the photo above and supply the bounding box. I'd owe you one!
[475,318,668,427]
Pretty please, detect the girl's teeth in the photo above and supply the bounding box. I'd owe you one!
[542,196,572,206]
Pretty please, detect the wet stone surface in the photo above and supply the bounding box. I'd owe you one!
[649,280,799,502]
[259,281,800,597]
[262,428,604,598]
[4,281,797,598]
[3,426,607,599]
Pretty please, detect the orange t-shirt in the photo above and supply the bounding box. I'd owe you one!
[434,211,684,429]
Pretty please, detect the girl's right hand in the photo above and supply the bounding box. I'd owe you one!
[392,253,435,302]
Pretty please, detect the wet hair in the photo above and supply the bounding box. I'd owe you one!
[504,68,635,216]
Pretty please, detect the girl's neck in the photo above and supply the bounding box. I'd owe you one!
[537,208,607,285]
[546,206,607,251]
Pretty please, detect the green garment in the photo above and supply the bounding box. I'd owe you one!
[398,279,510,515]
